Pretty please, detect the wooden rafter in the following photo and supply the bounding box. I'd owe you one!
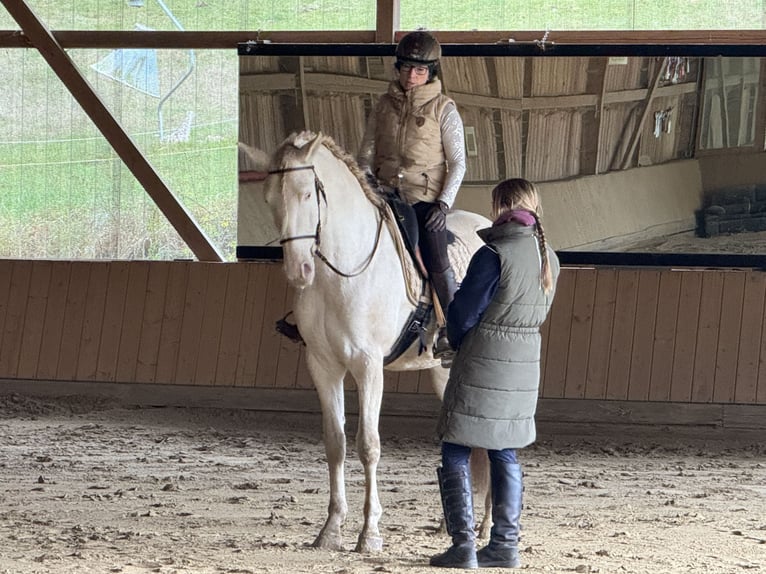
[1,0,223,262]
[5,29,766,50]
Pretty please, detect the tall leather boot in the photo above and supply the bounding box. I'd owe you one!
[477,462,523,568]
[431,268,458,366]
[430,466,478,569]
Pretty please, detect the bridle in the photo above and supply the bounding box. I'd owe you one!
[268,164,385,278]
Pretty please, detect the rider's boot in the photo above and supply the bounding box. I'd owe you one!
[430,465,478,569]
[430,267,457,366]
[477,462,523,568]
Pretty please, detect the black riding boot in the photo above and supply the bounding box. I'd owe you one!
[477,462,523,568]
[430,466,478,569]
[431,268,458,365]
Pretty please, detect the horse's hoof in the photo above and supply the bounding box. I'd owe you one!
[312,531,343,551]
[355,535,383,553]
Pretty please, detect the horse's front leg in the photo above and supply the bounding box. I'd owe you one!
[350,358,384,553]
[308,353,349,551]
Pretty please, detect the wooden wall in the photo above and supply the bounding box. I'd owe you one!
[0,259,763,406]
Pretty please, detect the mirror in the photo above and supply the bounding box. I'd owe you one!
[237,49,766,261]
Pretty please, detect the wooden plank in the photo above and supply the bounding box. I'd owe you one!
[627,270,660,401]
[540,268,576,398]
[174,263,210,385]
[135,263,170,383]
[606,270,639,400]
[76,263,110,381]
[273,278,303,390]
[621,58,666,169]
[383,370,400,394]
[396,369,420,394]
[0,262,12,353]
[563,269,597,398]
[154,262,190,384]
[416,369,435,395]
[648,271,682,402]
[255,267,291,388]
[584,269,618,400]
[1,2,222,262]
[537,398,724,427]
[0,261,32,378]
[196,264,229,386]
[234,263,270,387]
[115,262,150,383]
[539,295,553,393]
[95,262,130,381]
[16,261,52,379]
[36,261,71,380]
[57,263,91,380]
[691,272,724,402]
[214,263,249,386]
[735,272,766,404]
[670,272,703,402]
[713,272,745,403]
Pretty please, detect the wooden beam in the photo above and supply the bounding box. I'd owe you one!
[375,0,399,44]
[6,29,766,50]
[1,0,223,262]
[621,58,667,169]
[0,29,377,49]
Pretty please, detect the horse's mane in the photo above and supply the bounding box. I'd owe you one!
[275,131,386,210]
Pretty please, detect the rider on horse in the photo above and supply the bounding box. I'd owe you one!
[358,31,467,361]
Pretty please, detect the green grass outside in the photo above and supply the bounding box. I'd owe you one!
[1,1,765,260]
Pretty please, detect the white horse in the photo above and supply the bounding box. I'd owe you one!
[261,131,491,552]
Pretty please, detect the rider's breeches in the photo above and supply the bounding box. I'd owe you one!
[413,201,450,273]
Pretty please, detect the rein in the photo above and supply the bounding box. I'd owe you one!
[268,164,385,278]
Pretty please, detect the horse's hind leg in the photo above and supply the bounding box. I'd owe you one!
[308,354,348,551]
[471,448,492,539]
[349,359,384,553]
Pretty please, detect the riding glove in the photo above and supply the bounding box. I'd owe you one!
[425,201,449,232]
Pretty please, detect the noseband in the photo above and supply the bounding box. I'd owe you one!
[268,164,385,278]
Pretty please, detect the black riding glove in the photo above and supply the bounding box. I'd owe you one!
[425,201,449,232]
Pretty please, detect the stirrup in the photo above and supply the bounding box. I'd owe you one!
[433,333,454,368]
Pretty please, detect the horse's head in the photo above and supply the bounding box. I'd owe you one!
[265,131,326,288]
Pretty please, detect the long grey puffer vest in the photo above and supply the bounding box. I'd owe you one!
[438,223,560,450]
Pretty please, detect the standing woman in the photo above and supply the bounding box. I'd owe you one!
[430,178,560,569]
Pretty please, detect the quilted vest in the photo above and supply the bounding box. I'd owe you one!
[438,223,560,450]
[373,79,454,204]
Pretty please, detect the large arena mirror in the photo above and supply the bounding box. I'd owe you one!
[237,44,766,266]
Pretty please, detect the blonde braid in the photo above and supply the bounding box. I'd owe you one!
[531,211,553,294]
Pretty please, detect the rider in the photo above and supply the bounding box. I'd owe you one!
[358,30,467,360]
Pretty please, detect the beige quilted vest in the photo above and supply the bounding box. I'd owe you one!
[373,79,454,204]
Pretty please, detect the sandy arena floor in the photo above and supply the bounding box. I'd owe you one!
[0,393,763,574]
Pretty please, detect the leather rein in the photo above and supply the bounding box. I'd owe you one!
[267,164,385,278]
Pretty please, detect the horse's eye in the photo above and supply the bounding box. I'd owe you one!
[301,191,312,202]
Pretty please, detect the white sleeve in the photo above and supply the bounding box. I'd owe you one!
[438,104,466,208]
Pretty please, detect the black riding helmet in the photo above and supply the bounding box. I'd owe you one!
[395,31,441,82]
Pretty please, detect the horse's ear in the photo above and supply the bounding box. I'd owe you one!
[292,130,317,149]
[305,132,325,158]
[238,142,270,172]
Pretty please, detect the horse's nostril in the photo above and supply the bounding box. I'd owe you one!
[302,262,312,279]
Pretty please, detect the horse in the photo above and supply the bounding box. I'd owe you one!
[259,130,492,552]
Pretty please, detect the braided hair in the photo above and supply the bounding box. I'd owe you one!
[490,178,554,294]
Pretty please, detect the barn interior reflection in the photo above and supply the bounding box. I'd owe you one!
[237,53,766,259]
